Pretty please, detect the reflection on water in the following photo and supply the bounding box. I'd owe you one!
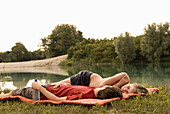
[0,81,17,90]
[0,63,170,91]
[0,73,68,91]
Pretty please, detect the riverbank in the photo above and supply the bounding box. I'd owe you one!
[0,55,68,75]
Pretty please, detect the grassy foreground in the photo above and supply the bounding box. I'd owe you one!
[0,86,169,114]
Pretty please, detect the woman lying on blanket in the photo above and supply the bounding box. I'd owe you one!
[0,81,123,101]
[52,71,148,94]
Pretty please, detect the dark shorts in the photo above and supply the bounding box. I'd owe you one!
[12,84,50,99]
[70,70,93,86]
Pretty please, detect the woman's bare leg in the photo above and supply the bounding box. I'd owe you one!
[0,91,12,98]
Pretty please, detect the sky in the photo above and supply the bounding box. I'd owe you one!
[0,0,169,52]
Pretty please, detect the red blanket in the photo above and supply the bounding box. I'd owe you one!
[0,88,159,105]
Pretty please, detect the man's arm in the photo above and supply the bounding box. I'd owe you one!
[99,72,130,87]
[32,82,66,102]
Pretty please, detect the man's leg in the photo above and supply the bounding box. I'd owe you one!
[12,87,33,99]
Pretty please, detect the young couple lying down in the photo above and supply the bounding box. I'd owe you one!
[0,71,148,102]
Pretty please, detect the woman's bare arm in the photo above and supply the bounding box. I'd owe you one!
[112,75,130,87]
[99,72,130,87]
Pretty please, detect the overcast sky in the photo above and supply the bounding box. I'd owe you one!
[0,0,169,52]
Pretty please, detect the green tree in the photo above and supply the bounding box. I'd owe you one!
[67,46,76,59]
[67,38,96,60]
[90,46,104,62]
[67,38,117,64]
[0,52,11,62]
[113,32,136,64]
[134,35,145,62]
[11,42,30,62]
[140,22,170,62]
[72,49,86,61]
[39,36,49,51]
[30,49,46,60]
[40,24,83,57]
[102,42,117,62]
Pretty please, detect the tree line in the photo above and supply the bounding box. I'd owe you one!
[0,43,46,62]
[0,22,169,64]
[63,22,170,65]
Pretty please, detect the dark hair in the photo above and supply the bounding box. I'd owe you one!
[97,87,123,99]
[133,83,148,95]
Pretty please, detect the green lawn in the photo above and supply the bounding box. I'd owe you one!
[0,86,169,114]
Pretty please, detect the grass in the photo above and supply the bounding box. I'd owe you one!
[0,86,169,114]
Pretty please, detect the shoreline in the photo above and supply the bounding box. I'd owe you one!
[0,55,68,75]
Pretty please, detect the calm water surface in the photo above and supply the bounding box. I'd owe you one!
[0,63,170,91]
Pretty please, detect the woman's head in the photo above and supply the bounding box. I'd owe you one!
[97,86,123,99]
[121,83,148,94]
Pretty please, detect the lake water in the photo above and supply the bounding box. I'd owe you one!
[0,63,170,91]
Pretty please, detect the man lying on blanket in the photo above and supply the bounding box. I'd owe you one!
[0,81,123,102]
